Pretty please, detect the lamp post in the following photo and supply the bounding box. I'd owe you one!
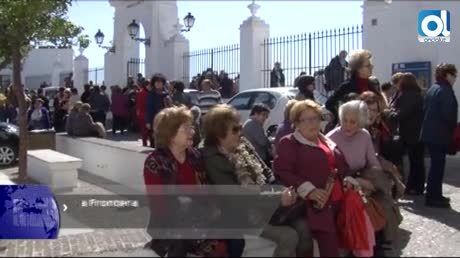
[128,20,151,47]
[181,12,195,32]
[94,29,116,53]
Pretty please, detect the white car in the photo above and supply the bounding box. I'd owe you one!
[227,88,331,136]
[227,88,298,134]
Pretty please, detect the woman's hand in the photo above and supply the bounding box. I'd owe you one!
[280,187,298,207]
[306,188,328,207]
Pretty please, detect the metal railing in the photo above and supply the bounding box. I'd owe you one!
[87,67,104,86]
[183,44,240,84]
[126,58,145,84]
[261,25,363,87]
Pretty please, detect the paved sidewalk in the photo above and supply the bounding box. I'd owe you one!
[1,154,460,257]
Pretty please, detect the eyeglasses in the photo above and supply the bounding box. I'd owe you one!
[231,124,242,134]
[179,124,195,133]
[297,116,321,124]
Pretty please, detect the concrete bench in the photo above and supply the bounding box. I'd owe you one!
[27,149,82,191]
[56,134,153,194]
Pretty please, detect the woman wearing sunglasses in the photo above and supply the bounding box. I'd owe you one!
[201,104,307,257]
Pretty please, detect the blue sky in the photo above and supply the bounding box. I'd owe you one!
[68,1,363,69]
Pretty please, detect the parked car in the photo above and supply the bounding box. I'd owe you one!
[0,122,19,166]
[227,88,298,134]
[184,89,199,106]
[227,87,330,137]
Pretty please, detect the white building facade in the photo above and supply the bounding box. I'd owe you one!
[363,0,458,97]
[0,48,74,89]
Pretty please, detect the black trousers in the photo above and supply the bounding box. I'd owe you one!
[404,141,426,193]
[426,143,448,200]
[90,111,106,126]
[112,115,128,134]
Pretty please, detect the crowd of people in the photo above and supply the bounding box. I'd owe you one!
[1,47,458,257]
[189,68,239,99]
[142,49,458,257]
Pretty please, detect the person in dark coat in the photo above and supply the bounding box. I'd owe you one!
[80,84,92,103]
[324,50,349,92]
[385,73,425,196]
[295,75,315,101]
[270,62,286,88]
[27,99,51,130]
[325,49,382,133]
[170,80,192,108]
[420,63,458,208]
[145,74,172,133]
[87,86,111,126]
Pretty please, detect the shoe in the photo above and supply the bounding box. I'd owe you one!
[425,198,451,208]
[441,196,451,203]
[405,189,424,196]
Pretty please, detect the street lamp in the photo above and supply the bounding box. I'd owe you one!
[182,12,195,32]
[128,19,151,47]
[94,29,115,53]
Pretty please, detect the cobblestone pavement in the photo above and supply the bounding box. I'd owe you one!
[1,154,460,257]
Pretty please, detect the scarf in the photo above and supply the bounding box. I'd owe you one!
[229,137,274,186]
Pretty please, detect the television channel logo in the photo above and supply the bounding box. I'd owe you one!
[418,10,450,43]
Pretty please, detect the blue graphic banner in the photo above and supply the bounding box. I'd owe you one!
[392,61,432,89]
[0,185,60,239]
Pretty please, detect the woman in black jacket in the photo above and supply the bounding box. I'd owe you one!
[385,73,425,196]
[324,49,382,132]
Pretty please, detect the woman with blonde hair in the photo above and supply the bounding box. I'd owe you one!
[274,99,366,257]
[325,49,383,132]
[143,106,229,257]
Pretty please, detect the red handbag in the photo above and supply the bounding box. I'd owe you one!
[448,123,460,155]
[337,190,369,251]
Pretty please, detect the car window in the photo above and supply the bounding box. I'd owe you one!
[228,92,253,110]
[251,92,277,109]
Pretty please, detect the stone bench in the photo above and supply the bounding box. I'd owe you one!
[27,149,82,191]
[55,134,153,194]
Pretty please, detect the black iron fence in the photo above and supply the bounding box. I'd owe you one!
[127,58,145,83]
[87,67,104,86]
[261,25,363,87]
[183,44,240,84]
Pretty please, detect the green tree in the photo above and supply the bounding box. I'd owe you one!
[0,0,82,179]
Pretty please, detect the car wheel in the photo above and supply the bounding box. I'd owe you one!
[0,144,17,166]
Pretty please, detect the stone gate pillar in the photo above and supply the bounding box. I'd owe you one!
[239,1,270,92]
[73,48,89,94]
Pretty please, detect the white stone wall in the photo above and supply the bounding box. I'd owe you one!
[363,0,459,118]
[105,0,188,86]
[0,48,74,89]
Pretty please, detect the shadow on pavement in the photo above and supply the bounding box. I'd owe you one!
[105,131,141,142]
[399,196,460,232]
[393,228,411,257]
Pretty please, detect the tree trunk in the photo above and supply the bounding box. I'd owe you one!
[12,48,28,180]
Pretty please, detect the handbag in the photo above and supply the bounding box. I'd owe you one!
[364,197,386,232]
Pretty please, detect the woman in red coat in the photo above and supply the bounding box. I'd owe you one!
[274,99,353,257]
[136,80,152,147]
[144,106,230,257]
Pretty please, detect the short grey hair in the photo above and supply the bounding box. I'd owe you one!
[338,100,369,128]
